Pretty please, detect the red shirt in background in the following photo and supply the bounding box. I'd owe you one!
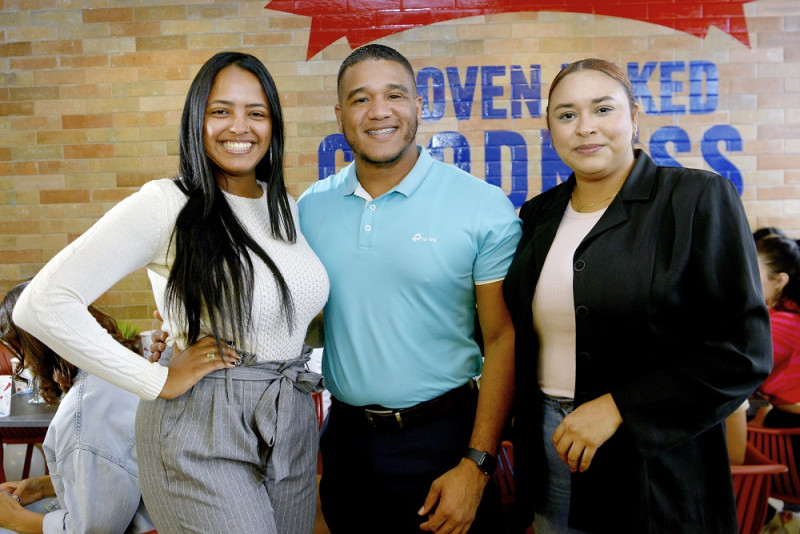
[760,307,800,405]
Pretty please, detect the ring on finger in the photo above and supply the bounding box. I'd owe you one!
[206,352,215,362]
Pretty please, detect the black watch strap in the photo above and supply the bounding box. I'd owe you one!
[463,448,497,476]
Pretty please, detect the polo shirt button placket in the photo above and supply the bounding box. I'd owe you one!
[359,201,378,249]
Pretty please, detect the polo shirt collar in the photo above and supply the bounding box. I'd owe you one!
[344,145,431,198]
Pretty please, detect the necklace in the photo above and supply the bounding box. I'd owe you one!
[572,190,618,213]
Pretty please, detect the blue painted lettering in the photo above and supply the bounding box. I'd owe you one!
[540,130,572,193]
[660,62,686,114]
[418,67,446,121]
[629,62,659,114]
[629,61,719,115]
[316,59,738,206]
[427,132,471,173]
[484,130,528,205]
[649,126,691,167]
[482,66,506,119]
[702,125,743,194]
[446,66,479,120]
[510,65,542,119]
[317,133,352,182]
[690,61,718,114]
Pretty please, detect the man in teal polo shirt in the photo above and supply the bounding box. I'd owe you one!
[298,44,521,533]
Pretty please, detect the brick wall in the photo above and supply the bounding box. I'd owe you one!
[1,0,799,328]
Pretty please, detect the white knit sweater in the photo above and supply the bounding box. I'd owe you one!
[14,179,329,400]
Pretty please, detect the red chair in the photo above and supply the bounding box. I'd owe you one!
[747,424,800,504]
[731,443,788,534]
[0,344,48,483]
[494,440,515,505]
[492,440,535,534]
[312,391,325,474]
[312,391,325,430]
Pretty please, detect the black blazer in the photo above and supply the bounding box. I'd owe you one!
[503,151,772,533]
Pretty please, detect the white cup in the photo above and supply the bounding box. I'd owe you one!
[140,331,153,360]
[0,375,13,417]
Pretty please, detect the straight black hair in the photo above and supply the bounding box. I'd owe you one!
[167,51,295,350]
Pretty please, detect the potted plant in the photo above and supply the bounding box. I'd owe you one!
[117,320,143,356]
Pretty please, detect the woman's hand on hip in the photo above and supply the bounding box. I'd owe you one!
[148,310,167,362]
[158,336,240,399]
[552,393,622,473]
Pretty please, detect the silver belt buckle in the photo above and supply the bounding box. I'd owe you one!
[364,408,405,429]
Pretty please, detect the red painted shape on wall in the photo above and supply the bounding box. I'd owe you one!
[265,0,752,60]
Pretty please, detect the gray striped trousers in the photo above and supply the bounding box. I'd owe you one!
[135,357,322,533]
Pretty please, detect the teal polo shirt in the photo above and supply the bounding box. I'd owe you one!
[298,147,521,408]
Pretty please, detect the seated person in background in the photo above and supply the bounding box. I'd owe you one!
[0,281,153,534]
[756,236,800,425]
[754,226,787,242]
[726,401,750,465]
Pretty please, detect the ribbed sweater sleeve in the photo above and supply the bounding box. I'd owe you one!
[13,180,183,400]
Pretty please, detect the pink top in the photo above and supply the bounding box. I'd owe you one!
[760,307,800,405]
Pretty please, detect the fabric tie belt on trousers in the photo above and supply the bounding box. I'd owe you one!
[203,344,324,482]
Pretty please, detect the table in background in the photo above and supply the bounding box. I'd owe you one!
[0,392,58,427]
[0,392,58,482]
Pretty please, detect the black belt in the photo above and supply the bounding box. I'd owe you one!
[332,380,476,430]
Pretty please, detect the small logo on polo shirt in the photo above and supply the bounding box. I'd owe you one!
[411,233,437,243]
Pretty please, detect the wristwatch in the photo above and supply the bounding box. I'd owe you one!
[463,448,497,476]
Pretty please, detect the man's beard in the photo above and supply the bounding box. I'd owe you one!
[348,117,418,166]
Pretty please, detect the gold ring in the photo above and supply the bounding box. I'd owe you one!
[206,352,215,362]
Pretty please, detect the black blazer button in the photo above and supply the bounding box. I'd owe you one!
[574,260,586,271]
[578,351,591,362]
[575,305,589,318]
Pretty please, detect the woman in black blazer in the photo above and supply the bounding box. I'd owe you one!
[503,59,772,533]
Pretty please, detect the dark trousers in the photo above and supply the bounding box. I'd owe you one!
[319,388,505,534]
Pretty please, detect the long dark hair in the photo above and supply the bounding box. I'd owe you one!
[0,281,140,405]
[757,235,800,313]
[168,51,295,349]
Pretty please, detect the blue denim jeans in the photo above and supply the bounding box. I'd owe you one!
[534,395,595,534]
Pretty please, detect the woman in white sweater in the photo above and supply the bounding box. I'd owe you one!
[13,52,329,534]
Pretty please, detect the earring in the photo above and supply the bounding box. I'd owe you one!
[269,145,273,165]
[549,140,554,149]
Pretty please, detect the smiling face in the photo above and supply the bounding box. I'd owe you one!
[548,69,638,184]
[203,65,272,186]
[335,58,422,172]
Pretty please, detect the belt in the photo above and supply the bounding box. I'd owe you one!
[332,380,476,431]
[203,350,324,482]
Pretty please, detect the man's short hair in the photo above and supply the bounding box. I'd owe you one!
[337,44,416,100]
